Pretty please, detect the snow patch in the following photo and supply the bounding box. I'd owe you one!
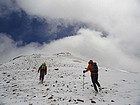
[0,52,140,105]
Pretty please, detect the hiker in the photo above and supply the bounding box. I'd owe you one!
[83,60,101,92]
[38,63,47,83]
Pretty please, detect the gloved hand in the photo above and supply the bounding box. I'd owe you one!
[83,70,86,73]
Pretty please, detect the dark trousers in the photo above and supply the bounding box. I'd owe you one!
[91,74,101,92]
[40,72,45,82]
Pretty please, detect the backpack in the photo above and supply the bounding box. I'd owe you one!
[41,63,46,70]
[91,62,98,73]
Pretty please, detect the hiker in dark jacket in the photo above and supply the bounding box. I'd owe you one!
[83,60,101,92]
[38,63,47,83]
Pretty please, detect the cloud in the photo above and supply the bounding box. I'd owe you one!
[15,0,140,25]
[43,29,140,72]
[16,0,140,57]
[1,29,140,72]
[1,0,140,72]
[0,0,20,17]
[0,33,42,63]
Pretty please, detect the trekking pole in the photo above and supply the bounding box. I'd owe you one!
[83,72,85,91]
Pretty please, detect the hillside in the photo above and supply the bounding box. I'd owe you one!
[0,52,140,105]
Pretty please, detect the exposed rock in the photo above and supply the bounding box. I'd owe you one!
[91,100,96,103]
[48,96,53,99]
[54,68,59,70]
[77,99,84,102]
[111,100,115,102]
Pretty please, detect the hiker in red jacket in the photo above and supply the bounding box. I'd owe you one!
[83,60,101,92]
[38,63,47,83]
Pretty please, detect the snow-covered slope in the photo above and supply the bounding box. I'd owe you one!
[0,52,140,105]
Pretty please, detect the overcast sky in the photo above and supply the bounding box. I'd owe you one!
[0,0,140,72]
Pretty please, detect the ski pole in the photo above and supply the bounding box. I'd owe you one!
[83,72,85,91]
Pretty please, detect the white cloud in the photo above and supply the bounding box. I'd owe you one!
[1,0,140,72]
[0,29,140,72]
[43,29,140,72]
[0,33,42,63]
[16,0,140,57]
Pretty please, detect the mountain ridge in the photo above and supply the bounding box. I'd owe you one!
[0,52,140,105]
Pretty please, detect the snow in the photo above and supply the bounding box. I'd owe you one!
[0,52,140,105]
